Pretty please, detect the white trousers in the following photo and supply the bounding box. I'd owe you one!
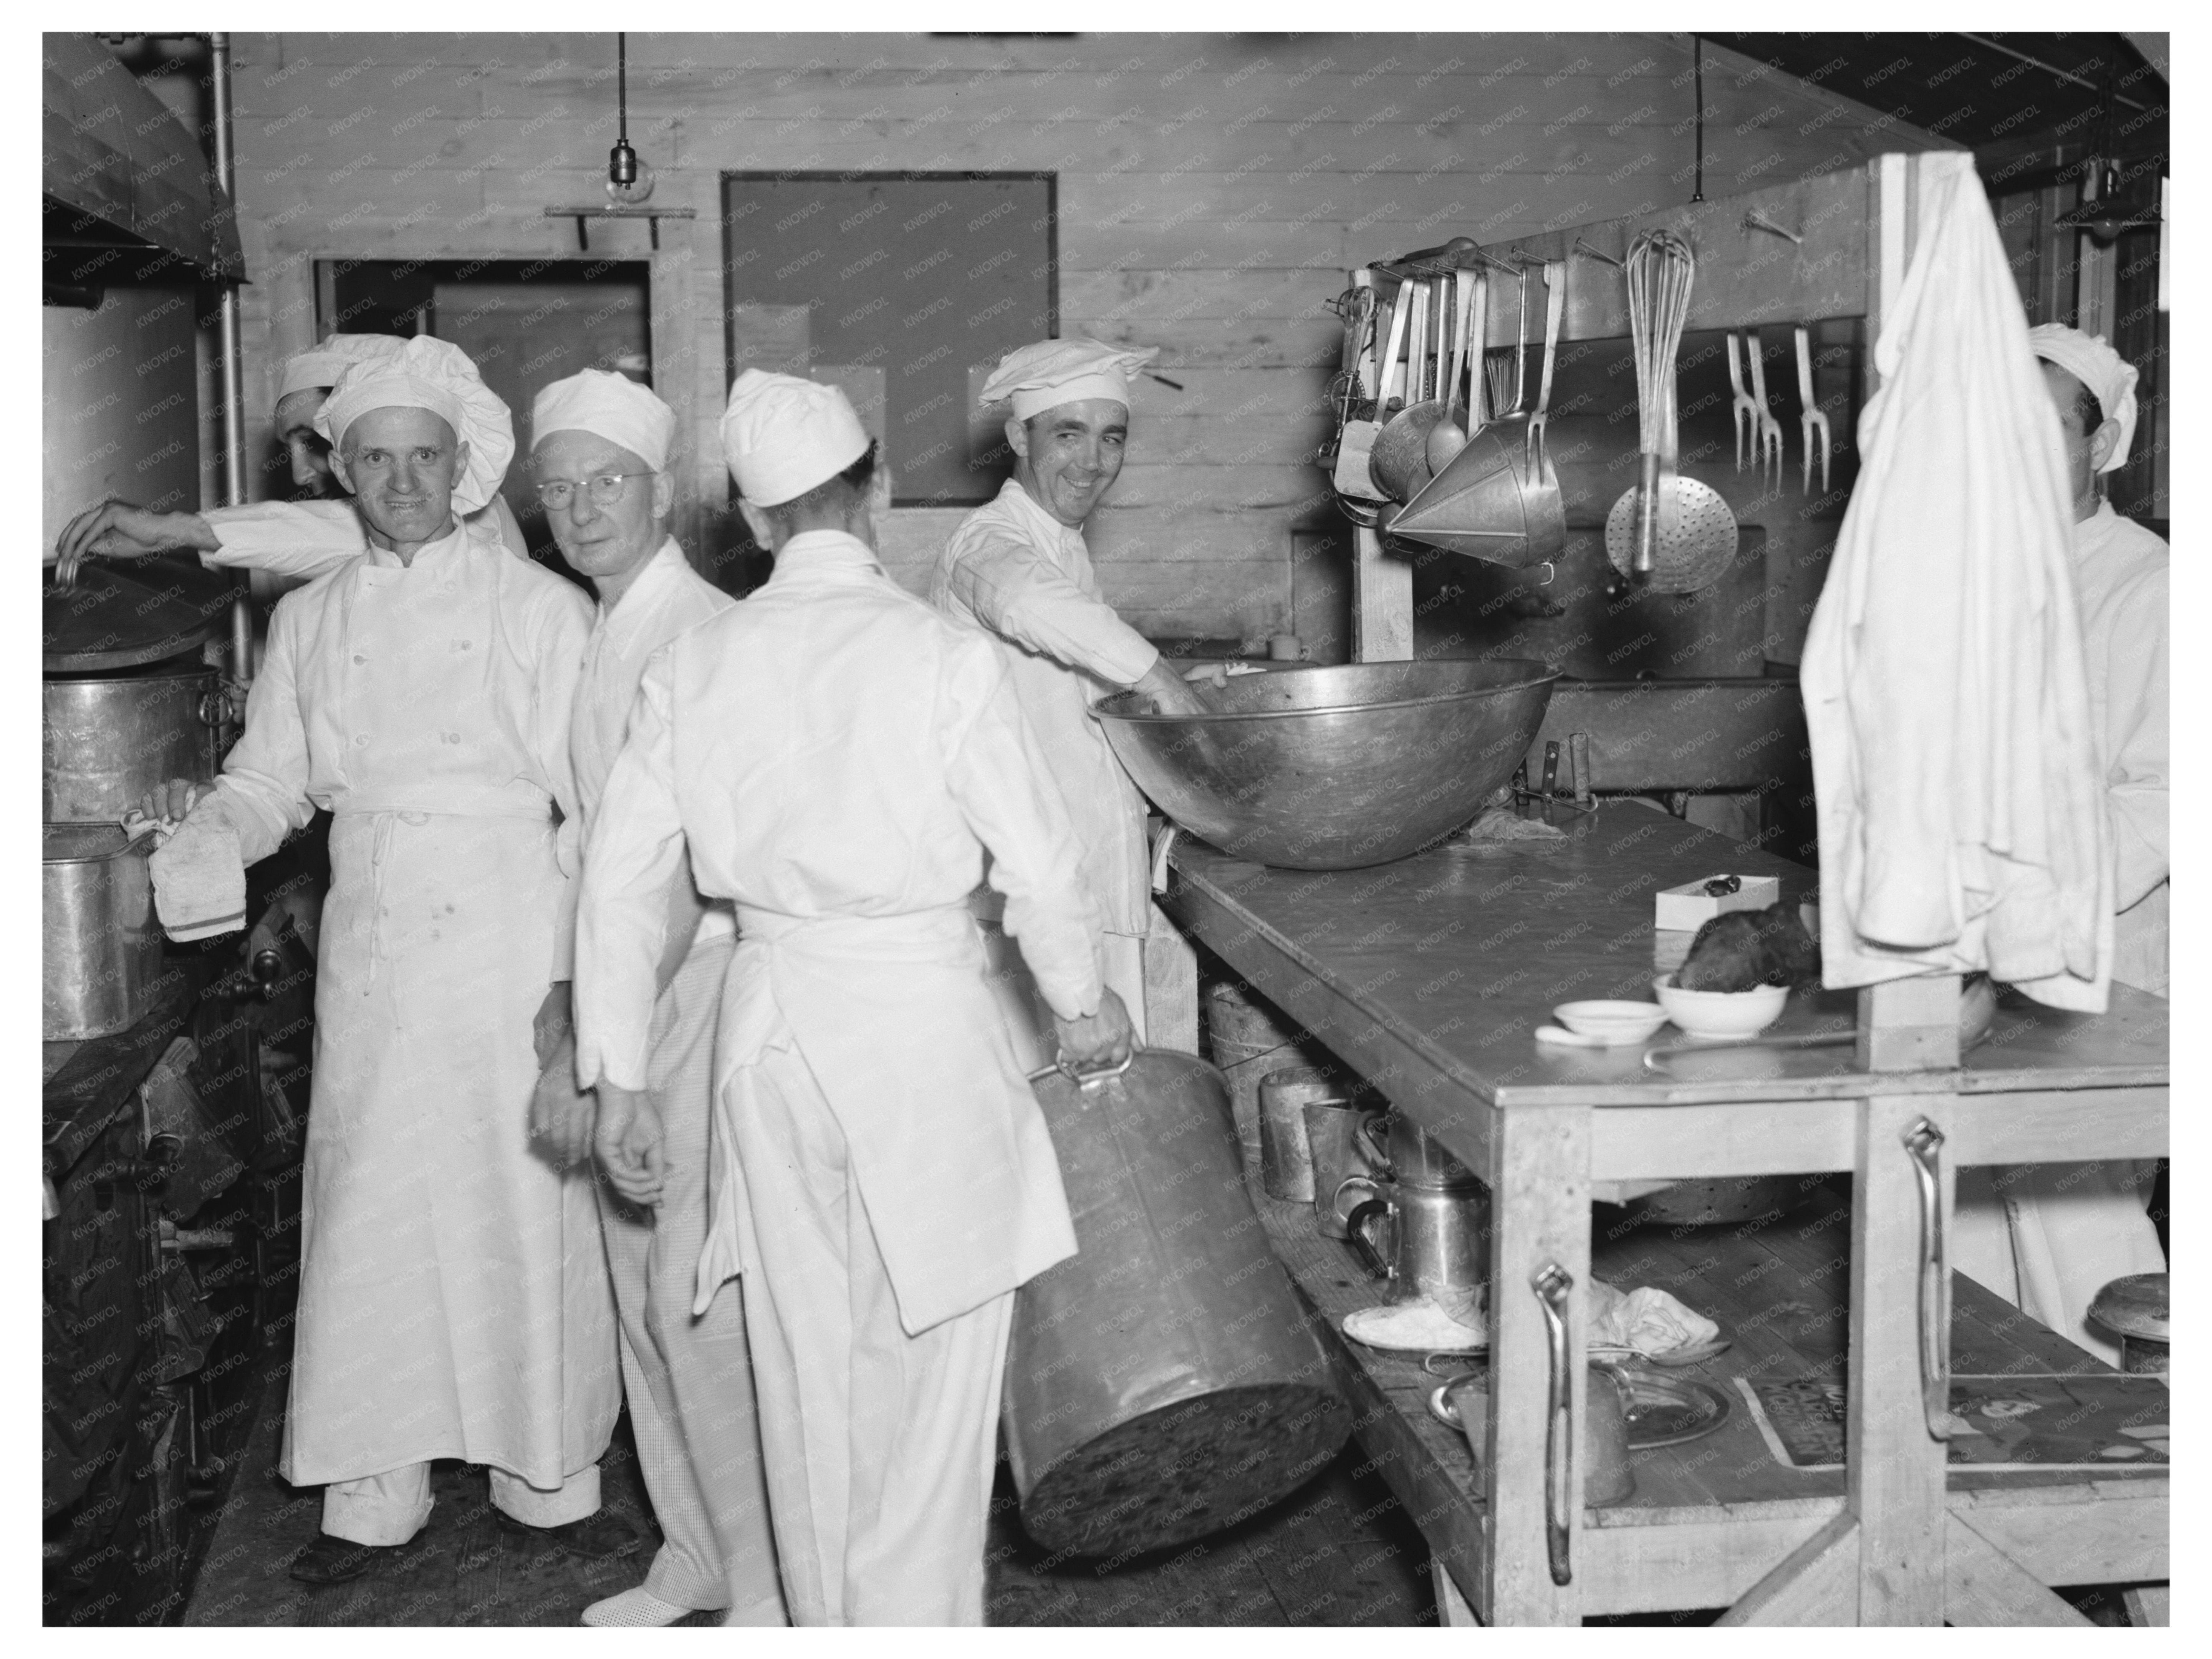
[322,1458,599,1546]
[599,931,785,1616]
[729,1041,1016,1626]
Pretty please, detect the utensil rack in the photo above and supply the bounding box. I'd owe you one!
[1346,153,1938,663]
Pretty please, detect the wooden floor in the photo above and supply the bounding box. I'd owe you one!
[182,1352,1438,1627]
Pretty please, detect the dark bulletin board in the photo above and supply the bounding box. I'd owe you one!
[722,172,1055,506]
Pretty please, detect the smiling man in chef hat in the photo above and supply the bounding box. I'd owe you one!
[53,333,530,588]
[143,333,630,1584]
[520,366,786,1628]
[574,366,1119,1624]
[930,338,1217,1066]
[1951,325,2169,1367]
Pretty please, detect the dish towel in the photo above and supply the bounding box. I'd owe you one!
[1800,150,2111,1012]
[147,797,248,942]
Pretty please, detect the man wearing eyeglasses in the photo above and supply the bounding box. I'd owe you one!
[523,369,785,1627]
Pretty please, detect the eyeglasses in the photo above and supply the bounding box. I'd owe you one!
[535,472,655,511]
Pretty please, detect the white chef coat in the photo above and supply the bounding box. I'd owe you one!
[1802,151,2113,1012]
[931,479,1159,938]
[201,494,529,582]
[575,528,1099,1335]
[2068,503,2169,995]
[571,537,736,950]
[200,512,615,1490]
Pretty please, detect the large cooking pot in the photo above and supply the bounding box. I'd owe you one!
[44,662,229,822]
[44,824,164,1040]
[1004,1049,1351,1559]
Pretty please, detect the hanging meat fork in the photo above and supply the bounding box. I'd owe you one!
[1794,325,1831,496]
[1725,332,1759,472]
[1743,328,1784,484]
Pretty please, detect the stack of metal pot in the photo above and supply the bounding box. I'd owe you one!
[42,560,242,1041]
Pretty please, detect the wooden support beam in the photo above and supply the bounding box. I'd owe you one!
[1848,1092,1954,1623]
[1141,901,1199,1055]
[1944,1513,2096,1627]
[1480,1106,1591,1625]
[1351,522,1411,663]
[1712,1511,1860,1626]
[1856,973,1962,1072]
[1431,1557,1481,1628]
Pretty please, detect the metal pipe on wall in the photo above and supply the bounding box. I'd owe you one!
[209,31,252,682]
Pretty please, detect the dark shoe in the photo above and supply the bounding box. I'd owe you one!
[290,1530,402,1585]
[495,1506,642,1560]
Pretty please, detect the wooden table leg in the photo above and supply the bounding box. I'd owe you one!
[1482,1105,1591,1625]
[1849,1090,1956,1624]
[1142,901,1200,1055]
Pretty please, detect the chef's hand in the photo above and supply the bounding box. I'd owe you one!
[533,981,573,1070]
[135,777,215,824]
[529,1035,598,1167]
[594,1083,667,1207]
[1130,660,1217,718]
[54,501,220,586]
[1053,988,1137,1072]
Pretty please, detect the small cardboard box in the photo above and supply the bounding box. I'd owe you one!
[1654,873,1780,932]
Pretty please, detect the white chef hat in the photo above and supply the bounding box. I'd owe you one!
[980,337,1160,421]
[276,333,409,403]
[530,368,677,472]
[315,335,515,516]
[2028,324,2141,473]
[719,369,871,506]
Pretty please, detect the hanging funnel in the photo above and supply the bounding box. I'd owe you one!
[1386,420,1565,570]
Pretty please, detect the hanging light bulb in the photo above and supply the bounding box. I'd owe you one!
[605,33,654,204]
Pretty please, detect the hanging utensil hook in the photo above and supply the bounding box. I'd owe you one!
[1571,236,1623,269]
[1741,209,1804,247]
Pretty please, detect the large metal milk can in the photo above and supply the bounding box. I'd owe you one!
[1003,1048,1352,1560]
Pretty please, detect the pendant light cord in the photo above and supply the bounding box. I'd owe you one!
[1691,35,1705,204]
[618,32,628,146]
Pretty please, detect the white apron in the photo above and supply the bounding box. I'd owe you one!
[236,522,617,1488]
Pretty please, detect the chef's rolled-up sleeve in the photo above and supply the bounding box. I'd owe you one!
[941,526,1161,689]
[940,636,1106,1022]
[2103,566,2168,909]
[204,500,367,582]
[575,655,690,1092]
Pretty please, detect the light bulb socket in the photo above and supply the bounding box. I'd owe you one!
[609,140,638,187]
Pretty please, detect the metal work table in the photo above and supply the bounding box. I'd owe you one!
[1159,804,2168,1624]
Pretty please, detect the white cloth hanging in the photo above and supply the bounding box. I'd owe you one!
[1801,151,2113,1012]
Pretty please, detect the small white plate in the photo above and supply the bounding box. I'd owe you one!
[1553,999,1670,1042]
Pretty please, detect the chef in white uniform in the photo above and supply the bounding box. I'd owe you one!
[574,370,1131,1624]
[53,331,530,585]
[519,368,785,1628]
[147,336,623,1582]
[930,339,1213,1058]
[1952,324,2169,1364]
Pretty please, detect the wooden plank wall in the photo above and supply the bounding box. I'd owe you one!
[225,31,1945,641]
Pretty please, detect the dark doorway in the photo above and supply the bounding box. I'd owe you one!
[318,259,652,570]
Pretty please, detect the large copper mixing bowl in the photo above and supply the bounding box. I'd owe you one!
[1094,659,1559,871]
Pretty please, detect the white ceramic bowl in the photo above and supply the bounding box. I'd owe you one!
[1553,1000,1670,1044]
[1652,975,1788,1040]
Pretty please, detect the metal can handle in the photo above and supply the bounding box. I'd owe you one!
[1341,1183,1394,1281]
[1902,1117,1965,1439]
[1532,1261,1576,1585]
[1025,1050,1137,1089]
